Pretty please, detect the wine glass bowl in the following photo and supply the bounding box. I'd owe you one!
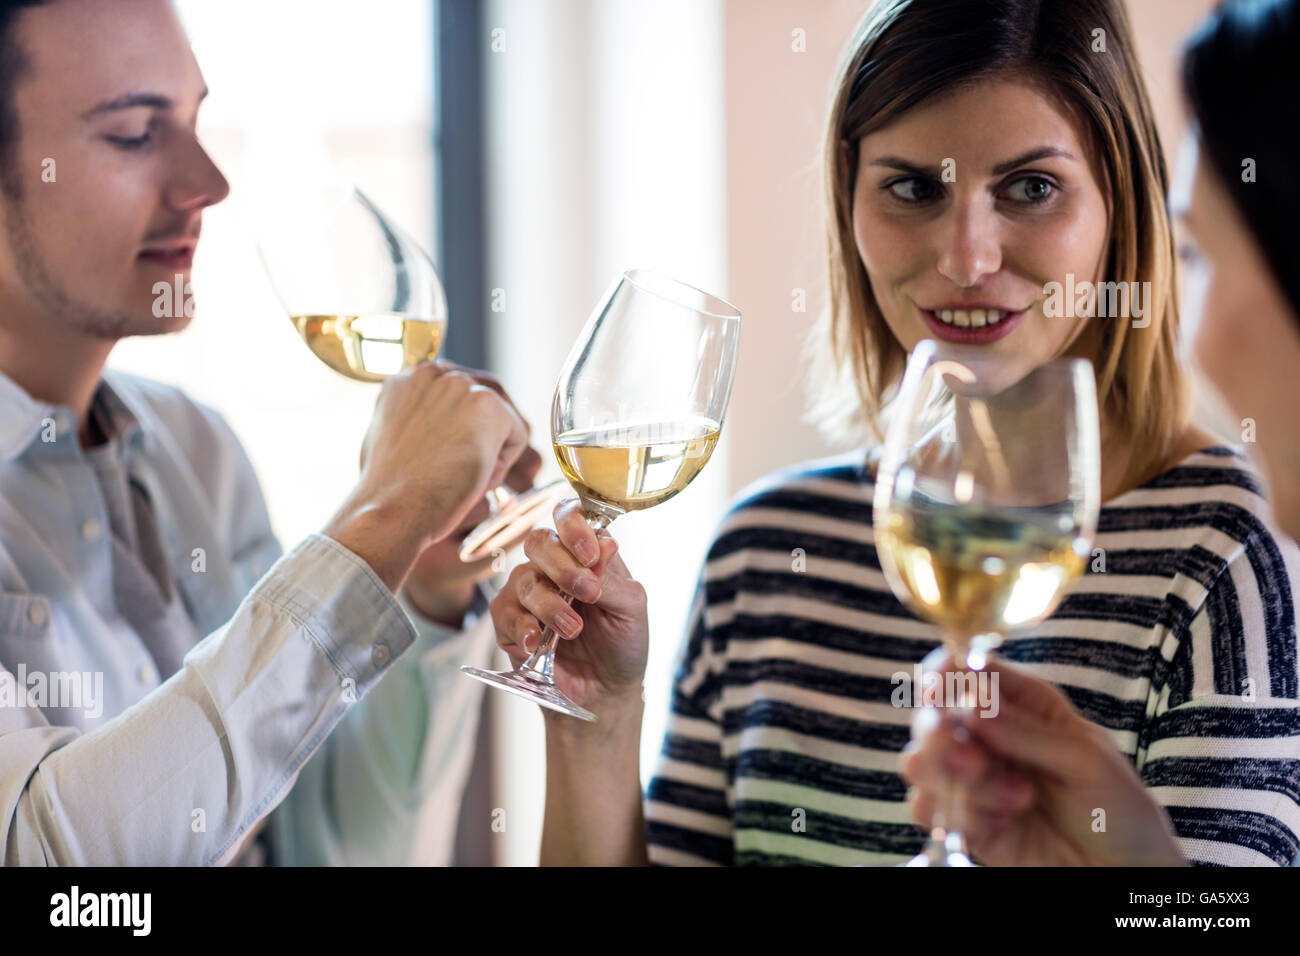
[256,181,449,382]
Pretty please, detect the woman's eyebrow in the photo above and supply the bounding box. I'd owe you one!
[866,146,1077,177]
[990,146,1076,174]
[866,156,935,176]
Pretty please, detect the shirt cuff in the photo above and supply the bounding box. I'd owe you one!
[257,532,418,698]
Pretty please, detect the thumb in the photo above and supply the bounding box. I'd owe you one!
[491,400,530,490]
[982,654,1077,721]
[964,694,1081,781]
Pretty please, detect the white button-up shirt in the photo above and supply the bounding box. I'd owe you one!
[0,367,493,865]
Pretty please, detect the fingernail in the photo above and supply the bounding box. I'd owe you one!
[574,539,597,566]
[555,610,582,637]
[573,575,600,602]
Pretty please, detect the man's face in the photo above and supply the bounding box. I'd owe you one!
[0,0,228,339]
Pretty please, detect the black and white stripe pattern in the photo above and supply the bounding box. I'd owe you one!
[645,447,1300,866]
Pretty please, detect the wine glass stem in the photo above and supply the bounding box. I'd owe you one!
[923,728,970,862]
[922,641,992,864]
[516,509,613,685]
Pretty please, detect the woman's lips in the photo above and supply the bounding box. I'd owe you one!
[919,306,1025,345]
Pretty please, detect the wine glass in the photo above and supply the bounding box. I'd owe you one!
[255,180,568,557]
[460,269,742,721]
[871,338,1100,866]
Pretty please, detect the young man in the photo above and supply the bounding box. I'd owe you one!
[0,0,537,864]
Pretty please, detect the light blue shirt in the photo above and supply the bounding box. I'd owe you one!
[0,367,492,865]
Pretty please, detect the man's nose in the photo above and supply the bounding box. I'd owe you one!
[935,201,1002,287]
[163,133,230,213]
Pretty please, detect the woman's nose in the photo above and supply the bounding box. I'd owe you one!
[936,203,1002,287]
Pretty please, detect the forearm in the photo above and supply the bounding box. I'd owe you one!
[1,535,416,865]
[403,576,478,629]
[541,693,648,866]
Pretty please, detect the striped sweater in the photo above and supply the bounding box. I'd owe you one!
[645,446,1300,866]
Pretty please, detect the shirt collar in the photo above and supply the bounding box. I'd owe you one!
[0,367,147,462]
[92,372,147,455]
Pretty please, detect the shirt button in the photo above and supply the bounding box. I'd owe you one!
[27,603,47,626]
[136,662,156,684]
[81,518,102,541]
[371,641,390,669]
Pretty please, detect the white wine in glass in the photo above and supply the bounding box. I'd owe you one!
[460,270,742,721]
[290,313,447,382]
[553,419,721,514]
[879,503,1088,641]
[255,181,568,554]
[872,338,1100,865]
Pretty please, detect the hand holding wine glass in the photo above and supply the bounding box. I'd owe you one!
[472,269,742,721]
[323,361,530,593]
[490,495,652,713]
[899,648,1188,866]
[872,338,1101,865]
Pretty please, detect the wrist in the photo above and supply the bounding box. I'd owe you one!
[404,578,478,629]
[545,687,645,749]
[324,487,428,592]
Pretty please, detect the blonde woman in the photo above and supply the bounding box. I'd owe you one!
[490,0,1300,866]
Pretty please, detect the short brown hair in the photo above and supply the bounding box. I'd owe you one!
[0,0,53,198]
[808,0,1188,484]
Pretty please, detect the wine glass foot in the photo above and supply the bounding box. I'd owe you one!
[903,846,975,867]
[459,480,571,563]
[460,665,597,722]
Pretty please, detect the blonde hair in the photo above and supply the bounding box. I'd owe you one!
[807,0,1188,484]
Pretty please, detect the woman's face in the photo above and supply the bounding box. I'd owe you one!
[851,76,1111,379]
[1174,136,1300,540]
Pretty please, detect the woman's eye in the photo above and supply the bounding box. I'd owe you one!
[886,177,940,203]
[1003,176,1055,203]
[1178,240,1203,264]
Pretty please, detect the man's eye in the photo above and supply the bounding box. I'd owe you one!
[886,177,939,203]
[1003,176,1055,203]
[105,132,152,150]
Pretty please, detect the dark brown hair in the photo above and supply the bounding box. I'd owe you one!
[1183,0,1299,321]
[0,0,53,197]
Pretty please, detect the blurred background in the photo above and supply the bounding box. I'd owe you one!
[109,0,1222,864]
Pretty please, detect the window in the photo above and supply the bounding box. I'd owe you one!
[111,0,438,549]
